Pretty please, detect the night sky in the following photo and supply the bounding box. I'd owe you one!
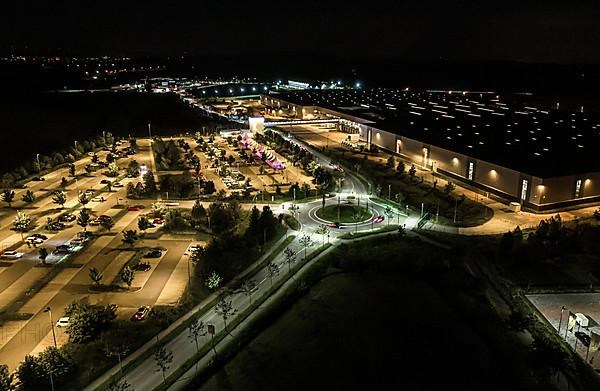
[1,2,599,63]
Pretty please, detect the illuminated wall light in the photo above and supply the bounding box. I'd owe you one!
[489,169,498,179]
[452,157,459,166]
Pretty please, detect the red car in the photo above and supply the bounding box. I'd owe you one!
[128,206,140,211]
[130,306,151,321]
[373,216,385,223]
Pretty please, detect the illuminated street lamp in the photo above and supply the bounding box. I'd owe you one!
[36,153,41,173]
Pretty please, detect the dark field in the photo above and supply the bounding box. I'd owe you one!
[203,272,524,391]
[0,91,223,171]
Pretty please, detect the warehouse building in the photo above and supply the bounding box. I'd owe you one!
[260,89,600,211]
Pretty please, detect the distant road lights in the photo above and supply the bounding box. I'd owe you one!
[355,82,361,88]
[229,89,233,93]
[252,86,256,92]
[263,86,268,91]
[240,87,245,93]
[202,90,206,94]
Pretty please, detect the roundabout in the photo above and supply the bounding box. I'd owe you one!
[315,204,373,224]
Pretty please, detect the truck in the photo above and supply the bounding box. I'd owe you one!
[575,313,590,328]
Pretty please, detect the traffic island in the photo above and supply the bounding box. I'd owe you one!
[315,204,373,224]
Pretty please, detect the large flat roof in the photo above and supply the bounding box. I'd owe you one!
[265,88,600,178]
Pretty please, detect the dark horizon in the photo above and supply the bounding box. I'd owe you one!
[2,2,600,64]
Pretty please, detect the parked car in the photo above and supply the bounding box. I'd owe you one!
[575,331,591,347]
[77,231,94,239]
[52,244,72,255]
[326,222,340,228]
[89,219,102,226]
[130,306,151,321]
[144,249,162,258]
[26,236,44,245]
[153,218,164,225]
[32,176,45,181]
[92,196,105,202]
[47,221,66,231]
[112,182,124,188]
[59,213,76,222]
[1,250,24,259]
[128,206,140,211]
[55,317,70,327]
[189,244,203,254]
[85,189,95,195]
[68,238,85,246]
[100,179,111,184]
[14,183,27,189]
[133,261,151,271]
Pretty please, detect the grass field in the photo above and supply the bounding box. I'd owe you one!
[201,271,525,391]
[315,204,372,223]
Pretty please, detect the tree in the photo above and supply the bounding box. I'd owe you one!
[266,261,279,287]
[386,155,395,168]
[126,160,140,177]
[396,160,405,175]
[107,162,119,177]
[299,234,314,259]
[215,293,237,332]
[143,171,156,195]
[16,355,47,391]
[150,202,166,219]
[101,217,115,231]
[138,216,151,233]
[38,346,73,384]
[1,189,15,207]
[38,248,48,265]
[205,271,222,290]
[315,224,329,246]
[21,190,35,203]
[122,230,139,247]
[190,200,207,227]
[13,211,31,242]
[120,266,135,289]
[64,300,116,343]
[89,267,103,286]
[77,209,90,232]
[408,164,417,179]
[444,181,456,195]
[283,247,296,273]
[154,347,173,385]
[78,191,90,208]
[187,319,207,370]
[106,378,132,391]
[241,279,257,304]
[0,364,13,391]
[52,190,67,209]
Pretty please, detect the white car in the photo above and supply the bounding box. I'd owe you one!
[1,250,24,259]
[164,202,179,206]
[56,317,70,327]
[92,196,105,202]
[26,236,44,244]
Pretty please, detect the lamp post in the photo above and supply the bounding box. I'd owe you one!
[388,184,391,200]
[74,140,78,153]
[148,122,152,139]
[558,306,566,334]
[36,153,41,173]
[44,306,57,348]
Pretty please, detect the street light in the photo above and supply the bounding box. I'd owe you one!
[44,306,57,348]
[36,153,41,173]
[148,122,152,139]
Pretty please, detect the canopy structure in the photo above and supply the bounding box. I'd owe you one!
[239,133,285,170]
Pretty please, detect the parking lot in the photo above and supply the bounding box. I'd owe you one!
[527,293,600,366]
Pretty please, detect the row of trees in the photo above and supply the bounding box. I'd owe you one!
[256,130,334,191]
[1,131,118,189]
